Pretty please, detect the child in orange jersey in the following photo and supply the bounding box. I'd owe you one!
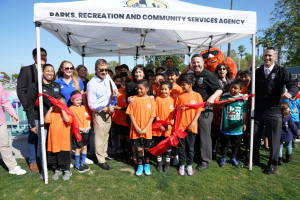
[44,95,73,181]
[112,77,132,160]
[166,67,183,98]
[154,73,165,97]
[126,79,157,176]
[175,73,204,176]
[155,81,176,172]
[69,90,91,173]
[166,67,182,165]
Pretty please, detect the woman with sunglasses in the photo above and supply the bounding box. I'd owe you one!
[214,63,232,94]
[55,61,85,107]
[27,64,61,179]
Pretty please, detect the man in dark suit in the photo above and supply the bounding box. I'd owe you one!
[247,47,298,174]
[17,48,47,172]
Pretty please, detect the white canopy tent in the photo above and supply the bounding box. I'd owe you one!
[34,0,257,184]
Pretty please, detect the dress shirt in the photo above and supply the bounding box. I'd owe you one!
[264,63,275,73]
[87,74,117,112]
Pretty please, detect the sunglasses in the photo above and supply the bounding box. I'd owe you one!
[64,67,74,71]
[218,68,226,71]
[98,68,109,72]
[202,50,219,59]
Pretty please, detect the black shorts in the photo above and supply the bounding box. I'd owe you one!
[211,124,220,138]
[220,133,242,147]
[72,131,90,148]
[133,138,152,148]
[47,151,71,165]
[112,122,130,136]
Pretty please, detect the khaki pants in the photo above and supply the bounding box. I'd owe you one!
[0,123,17,171]
[93,111,111,164]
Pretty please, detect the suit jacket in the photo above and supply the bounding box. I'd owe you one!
[17,64,38,111]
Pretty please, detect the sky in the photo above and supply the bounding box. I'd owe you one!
[0,0,277,77]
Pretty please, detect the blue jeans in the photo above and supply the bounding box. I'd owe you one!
[27,112,38,164]
[279,141,292,157]
[35,120,48,168]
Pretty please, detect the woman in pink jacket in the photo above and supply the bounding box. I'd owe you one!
[0,83,26,175]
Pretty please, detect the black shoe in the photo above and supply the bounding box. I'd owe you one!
[264,166,277,175]
[278,157,283,166]
[212,152,217,160]
[286,154,293,162]
[245,160,260,166]
[164,162,170,172]
[118,152,127,160]
[99,162,111,170]
[105,156,115,160]
[75,165,85,173]
[196,162,209,171]
[263,146,270,151]
[82,164,90,171]
[157,162,163,172]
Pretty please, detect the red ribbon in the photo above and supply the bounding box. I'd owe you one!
[149,94,255,157]
[35,93,82,142]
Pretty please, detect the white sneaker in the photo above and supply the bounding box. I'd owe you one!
[178,165,185,176]
[173,155,179,166]
[9,166,26,175]
[186,165,194,176]
[70,163,73,168]
[85,157,94,164]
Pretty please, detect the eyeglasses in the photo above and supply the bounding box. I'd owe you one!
[97,68,109,72]
[218,68,226,71]
[64,67,74,71]
[202,50,219,59]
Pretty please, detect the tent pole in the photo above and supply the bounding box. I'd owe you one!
[249,34,256,170]
[143,56,146,66]
[125,56,126,64]
[153,55,156,73]
[35,21,48,184]
[118,55,121,65]
[82,56,84,65]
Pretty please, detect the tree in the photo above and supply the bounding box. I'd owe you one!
[238,45,246,70]
[145,54,185,72]
[12,74,19,80]
[87,72,95,80]
[250,35,261,58]
[0,72,10,80]
[107,61,119,74]
[260,0,300,67]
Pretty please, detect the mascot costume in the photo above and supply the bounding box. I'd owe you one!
[200,47,237,79]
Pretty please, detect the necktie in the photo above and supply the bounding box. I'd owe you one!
[265,69,270,79]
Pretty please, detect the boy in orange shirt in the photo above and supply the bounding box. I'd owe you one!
[112,77,132,160]
[155,81,176,172]
[69,90,91,173]
[154,73,165,97]
[44,95,73,181]
[126,79,157,176]
[175,73,204,176]
[166,67,183,98]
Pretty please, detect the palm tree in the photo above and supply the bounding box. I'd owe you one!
[238,45,246,70]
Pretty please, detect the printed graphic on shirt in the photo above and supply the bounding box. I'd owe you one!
[147,104,151,108]
[198,77,203,84]
[226,106,242,121]
[61,86,64,88]
[170,105,174,109]
[54,88,59,92]
[190,100,196,104]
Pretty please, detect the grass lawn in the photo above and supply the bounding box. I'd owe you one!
[1,147,300,200]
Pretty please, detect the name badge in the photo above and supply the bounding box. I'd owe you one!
[54,88,59,92]
[147,104,151,109]
[170,105,174,110]
[198,78,203,84]
[190,100,196,105]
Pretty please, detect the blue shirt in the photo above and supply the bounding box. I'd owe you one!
[284,99,300,122]
[55,77,84,107]
[87,74,117,112]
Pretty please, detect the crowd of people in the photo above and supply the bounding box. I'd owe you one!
[0,47,299,180]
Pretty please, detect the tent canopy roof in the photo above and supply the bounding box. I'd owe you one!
[34,0,257,57]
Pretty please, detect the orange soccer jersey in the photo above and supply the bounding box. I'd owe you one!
[155,96,176,137]
[126,96,157,140]
[152,85,157,94]
[155,86,162,97]
[171,84,183,98]
[47,112,73,153]
[240,84,252,115]
[175,92,205,134]
[69,105,91,129]
[112,89,128,126]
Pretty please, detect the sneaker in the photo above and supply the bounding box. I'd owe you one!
[52,169,62,180]
[9,166,26,175]
[292,143,297,148]
[236,151,245,161]
[173,155,179,166]
[136,165,143,176]
[85,157,94,164]
[82,164,90,171]
[229,158,241,168]
[157,162,163,172]
[186,165,194,176]
[70,159,75,168]
[62,170,72,181]
[219,158,226,168]
[75,165,85,173]
[178,165,185,176]
[278,157,283,166]
[144,164,151,176]
[164,162,170,172]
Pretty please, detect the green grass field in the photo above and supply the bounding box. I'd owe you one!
[1,147,300,200]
